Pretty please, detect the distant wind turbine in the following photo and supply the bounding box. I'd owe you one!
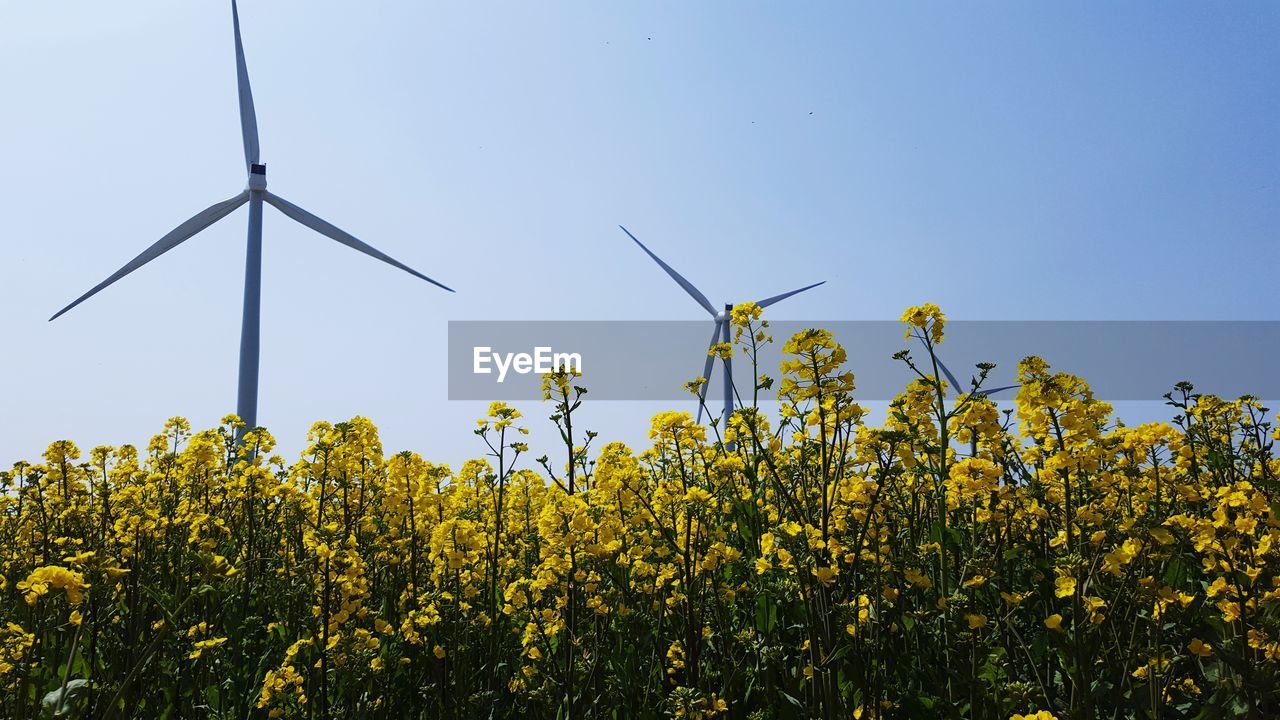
[50,0,453,432]
[911,334,1019,399]
[619,226,824,429]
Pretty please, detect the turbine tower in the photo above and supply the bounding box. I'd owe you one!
[619,226,824,430]
[50,0,453,432]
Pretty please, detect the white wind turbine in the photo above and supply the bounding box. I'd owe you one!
[50,1,453,432]
[619,226,824,429]
[910,333,1019,399]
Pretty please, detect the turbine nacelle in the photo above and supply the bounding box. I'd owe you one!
[248,163,267,191]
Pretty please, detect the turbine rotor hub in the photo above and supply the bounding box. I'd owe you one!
[247,163,267,191]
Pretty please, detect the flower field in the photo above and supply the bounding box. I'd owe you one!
[2,306,1278,719]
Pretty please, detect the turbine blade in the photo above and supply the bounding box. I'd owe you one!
[695,320,721,424]
[50,192,249,321]
[977,384,1021,397]
[232,0,260,168]
[914,335,963,394]
[935,356,963,394]
[755,280,825,309]
[264,192,454,292]
[618,226,717,316]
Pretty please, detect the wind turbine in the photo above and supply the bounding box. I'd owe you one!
[619,226,824,429]
[910,333,1019,399]
[50,0,453,432]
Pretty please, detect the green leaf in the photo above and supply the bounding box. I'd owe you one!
[42,678,89,717]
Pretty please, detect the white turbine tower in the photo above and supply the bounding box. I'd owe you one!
[50,1,453,432]
[619,226,824,429]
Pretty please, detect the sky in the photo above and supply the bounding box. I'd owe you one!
[1,1,1277,467]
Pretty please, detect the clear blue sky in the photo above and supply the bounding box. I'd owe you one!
[1,1,1276,464]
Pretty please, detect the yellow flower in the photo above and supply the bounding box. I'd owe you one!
[904,568,933,589]
[967,614,988,629]
[1206,576,1230,598]
[1054,574,1076,598]
[730,302,763,328]
[1044,614,1063,632]
[188,637,227,661]
[433,645,447,660]
[17,566,89,606]
[900,303,946,343]
[811,566,839,586]
[1188,638,1213,657]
